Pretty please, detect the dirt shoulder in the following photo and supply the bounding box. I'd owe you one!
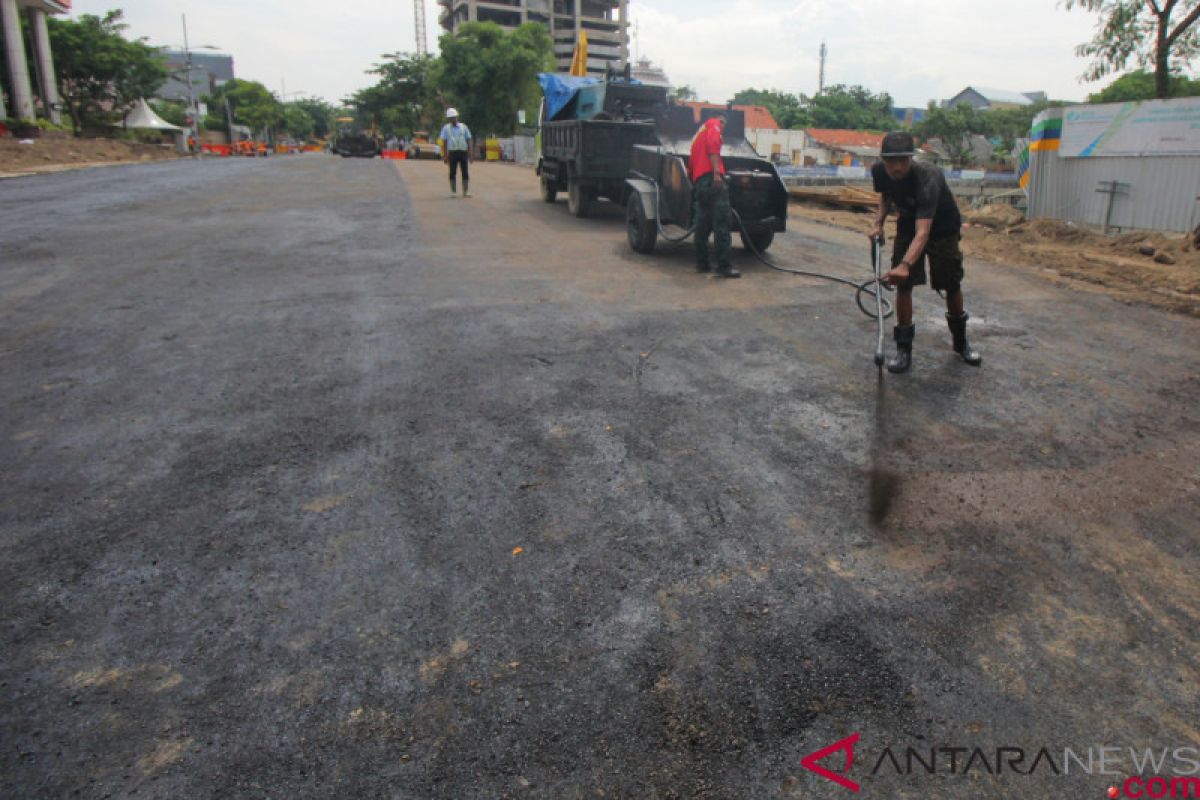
[0,135,181,177]
[789,198,1200,318]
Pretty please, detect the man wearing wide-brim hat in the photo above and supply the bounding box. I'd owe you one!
[869,131,982,373]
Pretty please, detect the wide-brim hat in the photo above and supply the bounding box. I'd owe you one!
[880,131,916,157]
[446,107,459,118]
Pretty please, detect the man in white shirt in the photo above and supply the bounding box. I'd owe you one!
[438,108,473,198]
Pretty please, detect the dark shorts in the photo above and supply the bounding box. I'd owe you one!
[892,231,964,293]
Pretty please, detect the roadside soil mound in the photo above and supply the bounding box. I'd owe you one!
[789,199,1200,318]
[0,136,181,175]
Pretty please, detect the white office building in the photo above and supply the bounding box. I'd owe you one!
[438,0,629,77]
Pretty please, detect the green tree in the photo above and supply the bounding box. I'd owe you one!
[1064,0,1200,99]
[731,88,808,128]
[149,98,186,127]
[669,84,697,102]
[914,103,987,167]
[976,99,1067,151]
[436,22,554,136]
[348,53,440,135]
[1087,68,1200,101]
[281,103,315,141]
[289,97,337,139]
[46,10,167,134]
[802,84,894,130]
[203,79,282,137]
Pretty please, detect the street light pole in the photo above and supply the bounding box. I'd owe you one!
[182,13,199,158]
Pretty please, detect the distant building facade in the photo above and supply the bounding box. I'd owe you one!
[158,51,235,104]
[921,134,995,167]
[802,129,884,166]
[743,128,882,167]
[679,101,777,131]
[944,86,1047,110]
[629,55,669,87]
[746,128,808,164]
[438,0,628,78]
[892,106,926,126]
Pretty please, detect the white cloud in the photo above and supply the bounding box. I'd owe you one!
[635,0,1105,106]
[67,0,1135,107]
[69,0,436,103]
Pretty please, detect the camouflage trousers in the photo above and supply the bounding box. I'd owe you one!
[693,173,732,268]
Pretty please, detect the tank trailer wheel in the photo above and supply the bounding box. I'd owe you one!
[739,228,774,254]
[626,194,657,254]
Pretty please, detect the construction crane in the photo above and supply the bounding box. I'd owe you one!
[414,0,428,56]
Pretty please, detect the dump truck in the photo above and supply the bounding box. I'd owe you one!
[536,74,668,218]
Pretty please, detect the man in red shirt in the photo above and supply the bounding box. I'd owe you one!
[689,115,739,278]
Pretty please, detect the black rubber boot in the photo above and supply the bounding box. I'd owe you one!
[715,264,741,278]
[887,324,914,374]
[946,312,982,366]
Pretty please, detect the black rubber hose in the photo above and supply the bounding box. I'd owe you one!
[630,169,695,243]
[631,173,893,319]
[730,208,894,320]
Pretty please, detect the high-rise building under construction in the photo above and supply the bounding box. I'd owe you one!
[438,0,629,77]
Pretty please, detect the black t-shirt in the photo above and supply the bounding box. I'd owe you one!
[871,160,961,238]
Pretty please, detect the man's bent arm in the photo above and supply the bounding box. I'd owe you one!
[901,218,933,266]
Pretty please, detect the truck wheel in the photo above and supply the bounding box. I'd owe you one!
[567,179,592,218]
[541,174,558,203]
[626,194,657,254]
[739,228,774,254]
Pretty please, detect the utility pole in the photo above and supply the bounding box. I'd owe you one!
[818,41,827,95]
[414,0,428,56]
[182,14,199,158]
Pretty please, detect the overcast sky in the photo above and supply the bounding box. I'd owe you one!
[70,0,1135,108]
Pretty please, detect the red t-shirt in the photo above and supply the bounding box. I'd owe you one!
[688,119,725,182]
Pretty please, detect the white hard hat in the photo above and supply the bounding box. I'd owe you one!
[446,107,458,118]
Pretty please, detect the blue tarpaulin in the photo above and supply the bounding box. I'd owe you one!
[537,73,599,121]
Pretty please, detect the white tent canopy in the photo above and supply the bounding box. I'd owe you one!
[121,98,183,131]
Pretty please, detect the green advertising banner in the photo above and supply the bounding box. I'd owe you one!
[1059,99,1200,158]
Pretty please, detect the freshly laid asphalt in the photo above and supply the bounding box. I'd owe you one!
[2,155,1198,799]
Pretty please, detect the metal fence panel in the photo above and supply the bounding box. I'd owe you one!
[1028,152,1200,234]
